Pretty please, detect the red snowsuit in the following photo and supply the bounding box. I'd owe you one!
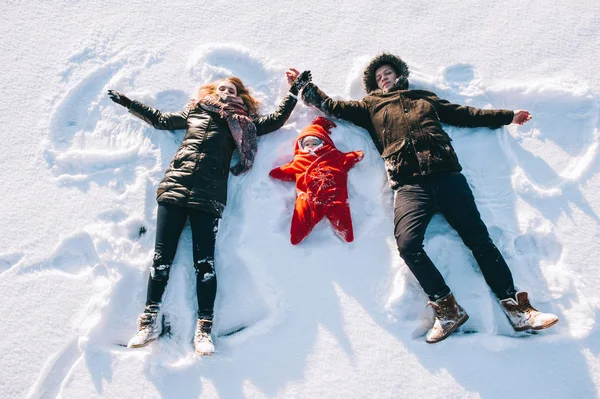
[269,117,364,245]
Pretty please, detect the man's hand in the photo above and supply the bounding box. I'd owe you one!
[512,110,532,125]
[107,89,132,108]
[289,70,312,95]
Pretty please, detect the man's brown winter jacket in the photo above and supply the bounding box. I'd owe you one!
[301,82,513,188]
[129,94,297,216]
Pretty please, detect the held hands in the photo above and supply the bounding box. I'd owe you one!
[107,89,132,108]
[287,68,312,95]
[512,109,532,125]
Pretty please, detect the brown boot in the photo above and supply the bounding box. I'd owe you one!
[194,319,215,356]
[500,291,559,331]
[127,305,162,348]
[426,293,469,344]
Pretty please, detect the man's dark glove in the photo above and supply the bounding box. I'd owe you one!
[107,89,132,108]
[301,82,325,108]
[289,70,312,95]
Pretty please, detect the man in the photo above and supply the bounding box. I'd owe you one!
[300,53,558,343]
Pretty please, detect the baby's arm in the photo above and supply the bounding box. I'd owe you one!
[342,151,365,172]
[269,162,298,181]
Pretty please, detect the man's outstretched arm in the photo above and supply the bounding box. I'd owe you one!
[301,83,373,132]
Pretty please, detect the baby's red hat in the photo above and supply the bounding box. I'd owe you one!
[302,116,336,135]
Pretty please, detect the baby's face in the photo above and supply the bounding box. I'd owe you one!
[302,138,321,150]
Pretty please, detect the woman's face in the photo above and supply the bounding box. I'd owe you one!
[375,65,398,91]
[217,80,237,96]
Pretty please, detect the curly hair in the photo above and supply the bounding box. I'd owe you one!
[363,53,410,93]
[191,77,261,115]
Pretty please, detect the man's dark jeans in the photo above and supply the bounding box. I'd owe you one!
[146,203,219,320]
[393,172,516,301]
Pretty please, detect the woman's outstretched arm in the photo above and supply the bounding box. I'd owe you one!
[254,69,311,136]
[108,89,188,131]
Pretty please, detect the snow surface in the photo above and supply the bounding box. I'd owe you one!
[1,1,600,398]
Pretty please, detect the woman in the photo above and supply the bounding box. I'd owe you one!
[108,68,311,355]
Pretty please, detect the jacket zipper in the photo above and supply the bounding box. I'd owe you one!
[401,98,424,175]
[195,117,211,173]
[382,108,388,137]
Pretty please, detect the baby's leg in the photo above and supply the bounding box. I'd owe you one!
[290,197,324,245]
[326,201,354,243]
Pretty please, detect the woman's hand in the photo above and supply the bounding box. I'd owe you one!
[108,89,132,108]
[512,110,532,125]
[286,68,300,85]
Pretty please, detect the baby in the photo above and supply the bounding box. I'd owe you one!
[270,117,364,244]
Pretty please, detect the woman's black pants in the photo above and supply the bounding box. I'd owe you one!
[393,172,516,301]
[145,203,219,320]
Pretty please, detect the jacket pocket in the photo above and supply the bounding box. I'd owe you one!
[424,130,459,166]
[381,138,406,159]
[171,146,197,170]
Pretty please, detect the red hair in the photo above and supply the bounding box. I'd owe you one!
[191,77,260,115]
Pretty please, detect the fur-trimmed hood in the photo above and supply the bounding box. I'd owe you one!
[363,53,409,93]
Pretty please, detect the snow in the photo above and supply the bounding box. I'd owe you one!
[1,1,600,398]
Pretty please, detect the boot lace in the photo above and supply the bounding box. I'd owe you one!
[195,320,213,341]
[139,312,157,328]
[519,298,536,313]
[427,300,455,320]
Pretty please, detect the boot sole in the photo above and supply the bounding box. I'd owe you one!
[426,314,470,344]
[128,338,157,348]
[512,317,559,332]
[195,350,214,356]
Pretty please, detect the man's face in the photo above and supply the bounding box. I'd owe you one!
[375,64,398,91]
